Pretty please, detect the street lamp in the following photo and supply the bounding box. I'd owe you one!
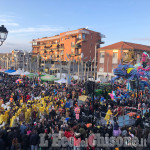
[94,42,100,81]
[0,25,8,46]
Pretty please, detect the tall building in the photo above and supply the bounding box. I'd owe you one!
[32,28,105,77]
[97,41,150,80]
[12,50,32,71]
[32,28,104,61]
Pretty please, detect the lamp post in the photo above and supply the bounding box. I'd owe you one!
[94,42,100,80]
[49,56,52,75]
[37,53,39,73]
[84,62,86,82]
[0,25,8,46]
[107,53,109,81]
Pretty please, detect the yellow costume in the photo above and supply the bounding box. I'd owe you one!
[104,109,112,124]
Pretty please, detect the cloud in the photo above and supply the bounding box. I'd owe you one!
[10,26,64,33]
[132,38,150,41]
[0,41,31,53]
[0,15,19,27]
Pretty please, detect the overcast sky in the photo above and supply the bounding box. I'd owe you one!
[1,0,150,53]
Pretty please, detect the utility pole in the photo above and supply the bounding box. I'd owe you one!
[60,54,62,79]
[121,44,123,64]
[29,58,31,72]
[44,58,46,73]
[107,53,109,81]
[87,63,89,80]
[37,53,39,73]
[92,81,95,127]
[84,62,86,82]
[94,43,98,80]
[78,56,80,83]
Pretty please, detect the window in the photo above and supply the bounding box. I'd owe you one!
[82,34,85,40]
[71,42,74,46]
[113,52,118,58]
[78,34,81,39]
[100,52,105,63]
[71,49,74,54]
[112,52,118,64]
[75,49,78,54]
[100,52,105,58]
[61,38,63,41]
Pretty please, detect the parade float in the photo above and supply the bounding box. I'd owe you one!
[110,51,150,101]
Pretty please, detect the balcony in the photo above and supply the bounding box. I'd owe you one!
[100,33,106,38]
[59,47,64,50]
[100,41,105,44]
[61,51,64,55]
[32,44,40,47]
[70,53,81,57]
[71,44,81,48]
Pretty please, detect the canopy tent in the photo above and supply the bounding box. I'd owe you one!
[41,75,59,81]
[5,69,16,73]
[8,69,30,76]
[8,69,22,75]
[55,78,67,84]
[4,69,11,73]
[24,71,30,75]
[26,73,39,77]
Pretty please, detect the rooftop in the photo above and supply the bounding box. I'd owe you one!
[32,28,103,42]
[99,41,150,51]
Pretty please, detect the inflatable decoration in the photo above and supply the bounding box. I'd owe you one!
[74,107,80,120]
[112,63,139,83]
[112,52,150,91]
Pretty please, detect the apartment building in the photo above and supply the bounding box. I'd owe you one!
[12,50,32,71]
[97,41,150,80]
[32,28,104,61]
[32,28,105,76]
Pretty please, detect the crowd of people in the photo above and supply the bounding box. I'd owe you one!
[0,72,150,150]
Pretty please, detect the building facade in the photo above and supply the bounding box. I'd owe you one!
[32,28,105,77]
[12,50,32,71]
[0,53,12,69]
[97,41,150,80]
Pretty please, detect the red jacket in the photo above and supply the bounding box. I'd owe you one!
[64,131,73,139]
